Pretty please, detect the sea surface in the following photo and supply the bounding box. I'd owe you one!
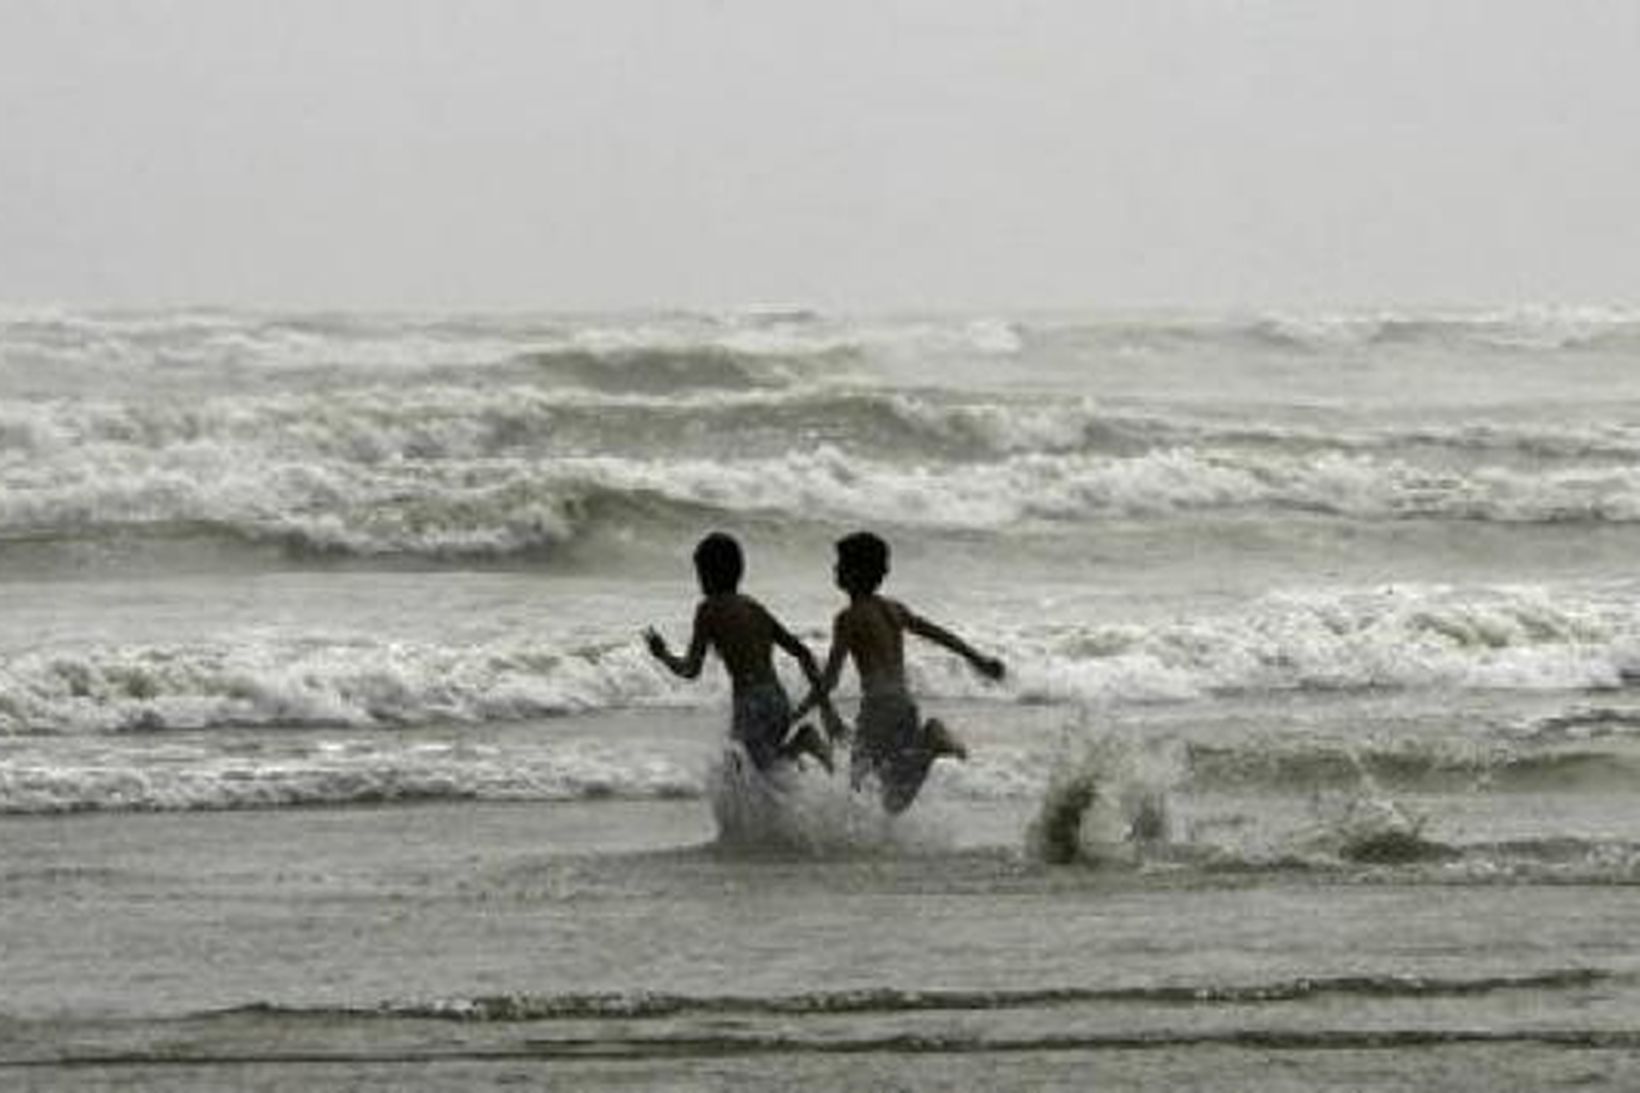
[3,305,1640,1089]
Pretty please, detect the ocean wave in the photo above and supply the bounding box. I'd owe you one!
[1002,584,1640,706]
[1137,416,1640,463]
[1247,309,1640,353]
[0,633,681,736]
[0,309,533,377]
[516,345,853,392]
[17,434,1640,560]
[1524,704,1640,742]
[20,1027,1640,1069]
[9,308,1639,413]
[1036,306,1640,355]
[0,740,699,814]
[0,309,1024,389]
[224,968,1609,1024]
[13,377,1640,480]
[7,730,1635,815]
[3,584,1638,740]
[0,382,1110,463]
[1184,740,1640,793]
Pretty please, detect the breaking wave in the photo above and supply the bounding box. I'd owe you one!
[516,345,851,392]
[1035,305,1640,354]
[0,632,678,736]
[3,582,1638,738]
[998,583,1640,706]
[12,379,1640,468]
[0,307,1017,387]
[14,431,1640,561]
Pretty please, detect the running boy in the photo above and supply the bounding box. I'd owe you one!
[644,532,835,774]
[792,531,1005,813]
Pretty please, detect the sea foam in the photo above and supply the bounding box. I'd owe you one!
[2,583,1636,738]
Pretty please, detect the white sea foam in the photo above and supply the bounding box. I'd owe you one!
[0,634,688,735]
[14,357,1640,560]
[1038,305,1640,354]
[580,446,1640,529]
[14,377,1640,466]
[2,583,1634,741]
[0,736,701,814]
[16,429,1640,557]
[707,746,945,855]
[0,309,1031,391]
[996,584,1640,708]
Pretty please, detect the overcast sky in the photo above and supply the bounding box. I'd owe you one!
[1,1,1637,311]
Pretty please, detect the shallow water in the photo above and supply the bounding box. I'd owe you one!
[3,793,1638,1091]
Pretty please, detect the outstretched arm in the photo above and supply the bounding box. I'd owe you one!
[902,606,1005,681]
[644,604,709,679]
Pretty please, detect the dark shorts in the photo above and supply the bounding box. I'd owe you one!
[731,682,792,773]
[851,689,935,814]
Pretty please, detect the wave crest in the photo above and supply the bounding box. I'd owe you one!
[0,633,677,736]
[4,583,1638,740]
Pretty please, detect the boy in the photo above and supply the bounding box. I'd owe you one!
[792,531,1005,813]
[644,532,835,774]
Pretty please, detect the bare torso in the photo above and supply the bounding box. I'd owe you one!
[697,593,782,691]
[836,595,911,695]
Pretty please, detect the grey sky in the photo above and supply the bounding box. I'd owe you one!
[2,1,1637,310]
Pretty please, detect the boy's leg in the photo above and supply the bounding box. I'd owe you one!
[880,748,937,814]
[877,716,964,815]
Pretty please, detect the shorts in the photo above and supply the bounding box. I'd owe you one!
[731,681,793,773]
[851,689,935,814]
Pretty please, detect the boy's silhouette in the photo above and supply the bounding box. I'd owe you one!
[645,532,834,774]
[793,531,1005,813]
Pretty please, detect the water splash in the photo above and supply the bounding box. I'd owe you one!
[1302,786,1458,865]
[706,746,947,857]
[1027,725,1178,864]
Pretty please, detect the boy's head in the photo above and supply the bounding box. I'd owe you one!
[835,531,889,596]
[693,532,743,595]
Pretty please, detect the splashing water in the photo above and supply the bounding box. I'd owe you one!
[1027,726,1178,864]
[1303,787,1458,865]
[706,746,948,857]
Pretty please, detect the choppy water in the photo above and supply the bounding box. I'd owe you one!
[3,305,1640,1088]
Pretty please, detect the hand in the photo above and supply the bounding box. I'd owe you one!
[975,656,1005,682]
[643,628,669,660]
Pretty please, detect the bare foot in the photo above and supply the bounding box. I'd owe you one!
[924,718,968,760]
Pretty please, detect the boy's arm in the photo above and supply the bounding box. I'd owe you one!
[771,614,847,735]
[769,616,822,684]
[900,603,1006,681]
[643,604,710,679]
[790,616,849,727]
